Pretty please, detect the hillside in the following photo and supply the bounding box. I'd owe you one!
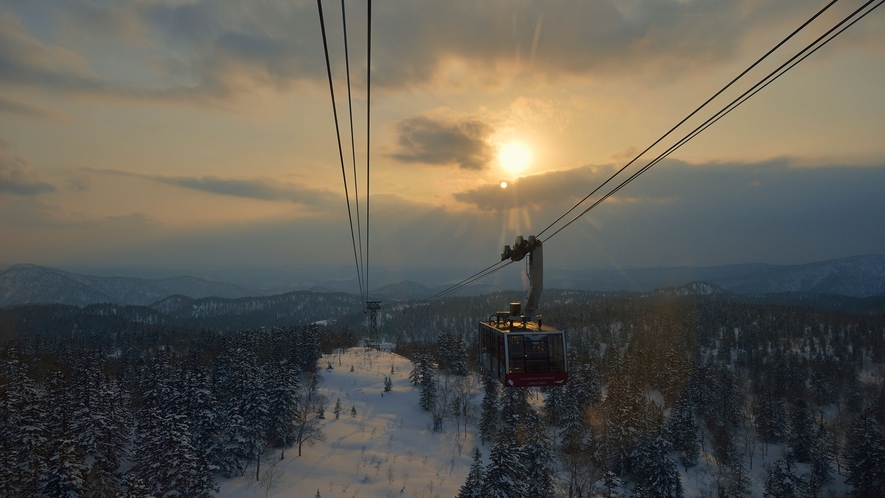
[219,348,474,498]
[0,264,256,307]
[546,255,885,297]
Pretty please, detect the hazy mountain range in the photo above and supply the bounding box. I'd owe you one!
[1,254,884,308]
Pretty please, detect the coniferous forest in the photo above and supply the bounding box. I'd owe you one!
[1,287,884,497]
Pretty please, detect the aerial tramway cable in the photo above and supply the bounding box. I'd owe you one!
[542,0,883,244]
[423,0,880,303]
[317,0,365,303]
[341,0,365,303]
[366,0,373,302]
[535,0,841,240]
[421,260,514,304]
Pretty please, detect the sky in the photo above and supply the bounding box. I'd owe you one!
[1,0,884,283]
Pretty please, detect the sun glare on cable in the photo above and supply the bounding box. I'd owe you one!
[498,142,532,175]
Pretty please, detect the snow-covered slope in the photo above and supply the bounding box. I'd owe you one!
[218,348,476,498]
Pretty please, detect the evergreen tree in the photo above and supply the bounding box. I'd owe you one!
[754,391,788,443]
[541,384,565,427]
[716,457,751,498]
[807,422,833,496]
[844,412,885,498]
[131,412,217,497]
[1,357,48,495]
[570,359,602,409]
[763,458,803,498]
[602,376,656,473]
[479,372,500,446]
[457,448,485,498]
[788,399,815,463]
[500,386,531,431]
[521,412,555,498]
[667,398,700,470]
[213,410,249,477]
[264,360,299,449]
[42,437,88,498]
[294,325,323,373]
[451,335,469,376]
[717,367,742,429]
[183,369,219,475]
[559,379,586,453]
[602,469,624,498]
[334,398,342,419]
[436,331,468,375]
[384,376,393,392]
[482,428,525,498]
[631,432,683,498]
[419,368,437,412]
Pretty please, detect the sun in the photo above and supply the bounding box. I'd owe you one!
[498,142,532,175]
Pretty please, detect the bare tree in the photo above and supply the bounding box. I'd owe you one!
[293,384,327,456]
[558,447,598,498]
[259,453,285,498]
[451,375,478,437]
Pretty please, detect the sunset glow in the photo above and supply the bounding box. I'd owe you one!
[499,142,532,175]
[0,1,881,270]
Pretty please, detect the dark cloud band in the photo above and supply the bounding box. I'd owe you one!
[390,116,495,170]
[0,140,56,196]
[83,168,338,208]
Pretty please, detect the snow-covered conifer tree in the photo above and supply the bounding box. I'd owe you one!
[787,398,814,462]
[806,422,833,495]
[1,358,48,495]
[457,448,485,498]
[264,360,299,451]
[479,371,500,446]
[631,432,683,498]
[482,428,525,498]
[419,367,437,412]
[42,437,88,498]
[844,412,885,498]
[762,458,803,498]
[667,397,699,470]
[521,411,555,498]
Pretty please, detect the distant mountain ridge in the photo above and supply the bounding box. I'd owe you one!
[714,255,885,297]
[0,264,255,307]
[546,255,885,298]
[2,254,883,308]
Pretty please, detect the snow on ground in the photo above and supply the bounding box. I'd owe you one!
[678,436,850,497]
[219,348,477,498]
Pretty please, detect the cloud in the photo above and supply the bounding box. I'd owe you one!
[5,159,885,270]
[455,158,885,213]
[0,96,68,121]
[451,158,885,266]
[454,164,615,210]
[5,0,877,103]
[0,11,103,92]
[0,195,155,230]
[0,138,56,196]
[100,212,156,230]
[390,116,495,170]
[0,197,67,227]
[83,168,339,208]
[64,174,91,193]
